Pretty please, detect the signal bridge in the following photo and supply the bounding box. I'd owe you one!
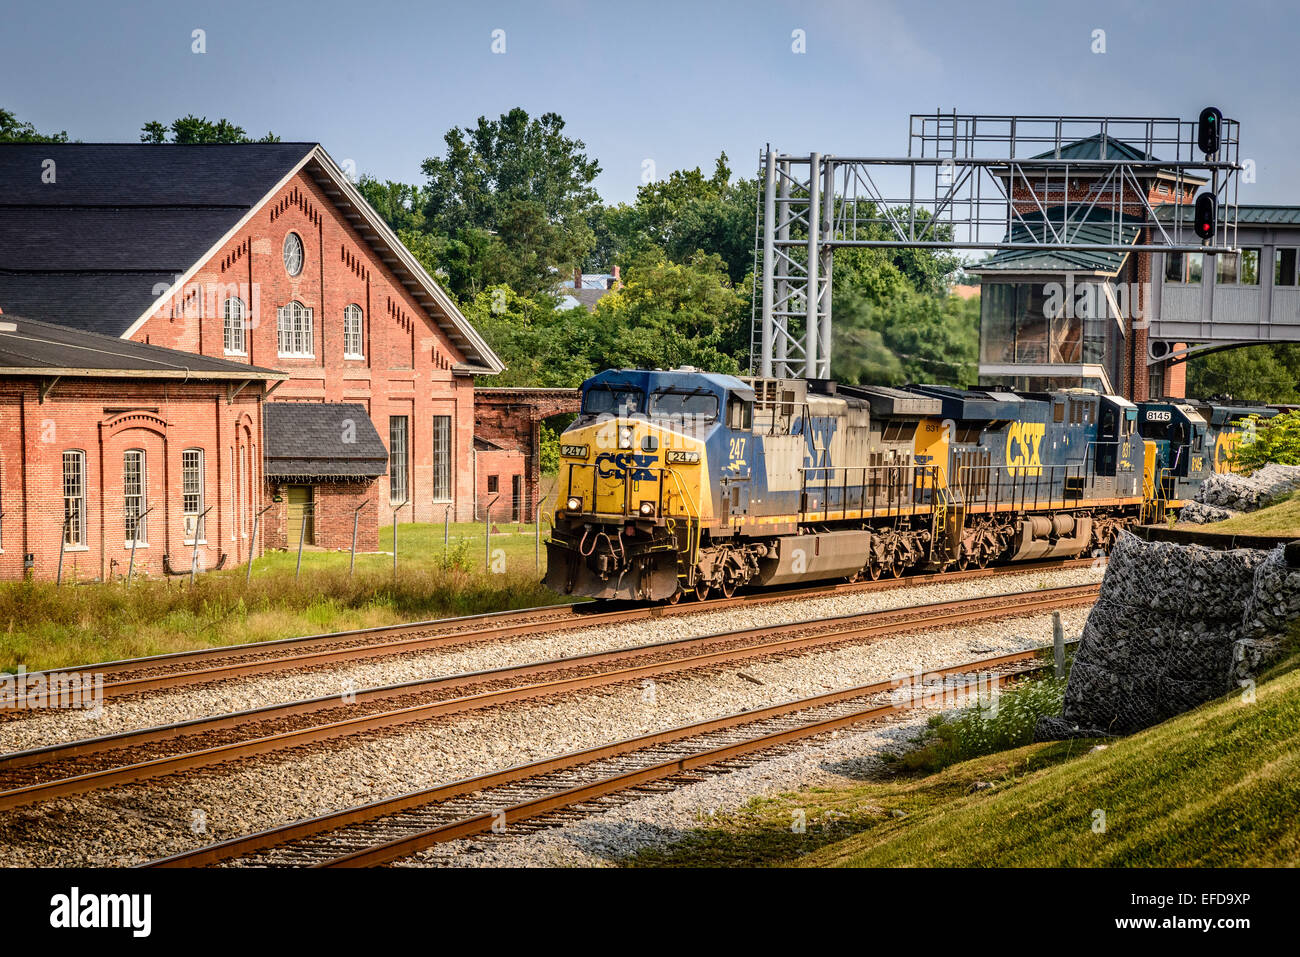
[753,110,1243,382]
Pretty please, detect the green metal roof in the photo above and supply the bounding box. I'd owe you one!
[1030,134,1156,162]
[971,206,1144,275]
[1155,203,1300,226]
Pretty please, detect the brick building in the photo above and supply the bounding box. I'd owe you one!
[0,315,283,581]
[0,143,504,559]
[474,387,581,520]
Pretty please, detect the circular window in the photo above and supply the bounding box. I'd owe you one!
[283,232,304,277]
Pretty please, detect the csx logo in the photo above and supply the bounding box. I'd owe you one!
[595,451,658,481]
[1006,421,1045,478]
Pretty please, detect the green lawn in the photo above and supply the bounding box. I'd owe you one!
[0,519,565,673]
[627,641,1300,868]
[1211,489,1300,536]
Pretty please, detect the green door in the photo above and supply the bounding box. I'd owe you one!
[286,486,314,548]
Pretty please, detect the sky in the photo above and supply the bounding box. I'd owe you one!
[3,0,1298,205]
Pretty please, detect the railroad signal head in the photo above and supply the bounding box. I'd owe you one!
[1194,193,1217,242]
[1198,107,1223,155]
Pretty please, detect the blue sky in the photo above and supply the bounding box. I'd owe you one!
[4,0,1297,204]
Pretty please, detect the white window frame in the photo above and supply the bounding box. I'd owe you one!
[343,303,365,359]
[182,448,206,544]
[389,416,409,505]
[277,301,315,358]
[223,297,247,355]
[62,450,87,550]
[432,414,452,502]
[123,449,148,546]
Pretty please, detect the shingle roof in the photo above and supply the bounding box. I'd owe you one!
[970,206,1144,275]
[0,313,284,379]
[263,402,388,480]
[0,143,505,373]
[0,144,312,337]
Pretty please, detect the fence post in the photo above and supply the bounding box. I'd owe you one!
[247,503,274,586]
[484,494,499,572]
[444,504,452,557]
[56,516,69,587]
[126,505,155,586]
[191,506,212,585]
[535,490,551,575]
[349,500,366,576]
[295,505,309,580]
[1053,611,1065,678]
[393,500,408,577]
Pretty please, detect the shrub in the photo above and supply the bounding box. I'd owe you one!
[1233,411,1300,472]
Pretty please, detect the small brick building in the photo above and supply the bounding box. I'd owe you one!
[262,402,387,550]
[0,315,283,581]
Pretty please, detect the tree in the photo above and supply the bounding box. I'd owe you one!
[0,107,68,143]
[140,115,279,144]
[1188,344,1300,404]
[590,252,747,373]
[419,108,601,298]
[1233,411,1300,471]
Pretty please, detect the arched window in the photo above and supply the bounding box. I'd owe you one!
[276,301,314,357]
[123,449,147,545]
[62,450,86,547]
[223,297,246,355]
[343,303,364,359]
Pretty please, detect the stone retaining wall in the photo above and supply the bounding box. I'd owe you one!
[1036,533,1297,738]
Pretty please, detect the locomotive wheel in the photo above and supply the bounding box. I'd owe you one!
[694,580,712,601]
[976,546,990,569]
[867,560,882,581]
[888,555,905,578]
[720,577,737,598]
[955,549,970,571]
[667,588,683,605]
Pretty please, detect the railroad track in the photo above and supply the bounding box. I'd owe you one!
[0,583,1098,812]
[4,558,1097,704]
[146,646,1052,868]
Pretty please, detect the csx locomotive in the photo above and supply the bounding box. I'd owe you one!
[544,368,1253,602]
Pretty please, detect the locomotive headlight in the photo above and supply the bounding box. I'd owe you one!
[566,496,582,511]
[618,426,634,449]
[638,501,656,517]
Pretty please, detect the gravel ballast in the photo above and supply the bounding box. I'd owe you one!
[0,566,1102,755]
[0,605,1090,867]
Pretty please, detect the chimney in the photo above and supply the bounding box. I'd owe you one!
[612,265,621,289]
[574,267,582,290]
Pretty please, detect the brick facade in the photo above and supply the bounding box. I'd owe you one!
[263,480,378,552]
[474,388,580,518]
[131,168,481,527]
[0,378,265,581]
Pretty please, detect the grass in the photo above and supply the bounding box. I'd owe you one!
[626,641,1300,868]
[1211,489,1300,536]
[0,518,565,673]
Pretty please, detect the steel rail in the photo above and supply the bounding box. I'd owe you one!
[147,647,1049,868]
[7,559,1096,701]
[0,585,1098,811]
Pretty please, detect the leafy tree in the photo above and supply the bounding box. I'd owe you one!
[140,115,279,144]
[356,177,428,234]
[460,285,595,388]
[591,252,747,373]
[0,107,68,143]
[419,108,600,298]
[1233,411,1300,471]
[1187,344,1300,404]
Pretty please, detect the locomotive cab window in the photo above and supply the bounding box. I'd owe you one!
[583,386,643,417]
[727,396,752,430]
[649,390,718,422]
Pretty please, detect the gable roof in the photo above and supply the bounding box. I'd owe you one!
[969,206,1145,275]
[263,402,388,480]
[0,313,286,380]
[0,143,503,374]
